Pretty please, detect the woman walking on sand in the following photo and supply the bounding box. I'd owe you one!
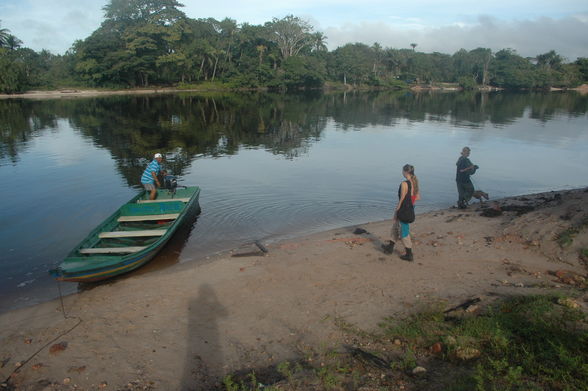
[382,164,419,261]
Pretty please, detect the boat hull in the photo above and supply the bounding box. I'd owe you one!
[51,187,201,282]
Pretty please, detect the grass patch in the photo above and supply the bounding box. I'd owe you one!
[556,217,588,248]
[460,296,587,390]
[557,227,580,248]
[334,316,379,340]
[379,301,448,344]
[222,370,283,391]
[381,295,588,390]
[221,295,587,391]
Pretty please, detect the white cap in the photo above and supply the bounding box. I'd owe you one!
[154,153,162,159]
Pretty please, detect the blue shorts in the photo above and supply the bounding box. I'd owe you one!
[393,221,411,239]
[400,221,410,238]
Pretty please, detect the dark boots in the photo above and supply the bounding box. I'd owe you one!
[400,248,413,261]
[381,240,395,254]
[382,241,413,261]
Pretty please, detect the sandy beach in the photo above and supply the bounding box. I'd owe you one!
[1,84,587,100]
[0,88,194,100]
[1,188,587,390]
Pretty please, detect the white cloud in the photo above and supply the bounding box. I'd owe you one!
[324,15,588,59]
[1,0,104,53]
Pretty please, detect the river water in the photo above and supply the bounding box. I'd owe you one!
[1,91,587,312]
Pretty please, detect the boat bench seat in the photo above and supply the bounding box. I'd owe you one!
[137,198,190,204]
[117,213,179,222]
[79,246,147,254]
[98,229,167,238]
[118,201,183,222]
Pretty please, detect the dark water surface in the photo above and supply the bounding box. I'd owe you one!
[1,91,587,312]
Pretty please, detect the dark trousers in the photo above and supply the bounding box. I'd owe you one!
[457,180,474,207]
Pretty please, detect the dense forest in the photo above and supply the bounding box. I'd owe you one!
[1,0,587,94]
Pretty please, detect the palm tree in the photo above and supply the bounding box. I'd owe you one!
[5,35,23,50]
[410,43,417,52]
[310,31,328,53]
[0,21,11,48]
[372,42,382,77]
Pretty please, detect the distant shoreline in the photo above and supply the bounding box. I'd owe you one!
[1,83,587,99]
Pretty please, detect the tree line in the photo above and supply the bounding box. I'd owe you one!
[1,0,587,94]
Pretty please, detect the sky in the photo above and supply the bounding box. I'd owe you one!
[1,0,587,59]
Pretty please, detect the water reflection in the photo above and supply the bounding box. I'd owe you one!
[0,92,329,179]
[2,91,587,173]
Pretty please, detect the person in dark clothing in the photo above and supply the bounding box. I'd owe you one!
[456,147,478,209]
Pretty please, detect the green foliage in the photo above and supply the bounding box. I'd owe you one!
[317,366,341,390]
[103,0,186,25]
[556,218,588,248]
[0,20,13,49]
[329,43,374,85]
[577,58,588,82]
[557,227,578,248]
[387,295,588,391]
[0,49,28,93]
[2,6,587,93]
[491,49,536,89]
[458,76,478,90]
[281,56,325,89]
[469,303,587,390]
[381,78,410,89]
[206,294,587,391]
[390,347,418,371]
[222,372,265,391]
[276,361,293,380]
[223,375,240,391]
[380,302,447,344]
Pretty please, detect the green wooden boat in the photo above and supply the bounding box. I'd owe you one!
[50,186,201,282]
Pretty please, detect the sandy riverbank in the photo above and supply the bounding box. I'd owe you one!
[0,88,198,100]
[2,84,588,100]
[1,188,587,390]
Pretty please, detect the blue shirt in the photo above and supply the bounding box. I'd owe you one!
[141,160,161,184]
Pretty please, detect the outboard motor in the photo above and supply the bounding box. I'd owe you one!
[163,175,178,195]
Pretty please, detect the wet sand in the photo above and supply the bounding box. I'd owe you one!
[1,188,587,390]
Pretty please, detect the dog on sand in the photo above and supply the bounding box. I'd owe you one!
[472,190,489,203]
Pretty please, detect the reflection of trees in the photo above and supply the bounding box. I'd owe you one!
[0,92,328,185]
[0,100,59,164]
[1,91,586,180]
[325,91,588,129]
[64,92,329,185]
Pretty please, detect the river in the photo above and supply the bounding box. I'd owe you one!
[1,90,587,313]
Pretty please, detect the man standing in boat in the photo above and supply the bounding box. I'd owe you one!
[141,153,164,200]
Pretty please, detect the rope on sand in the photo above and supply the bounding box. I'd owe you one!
[1,282,83,388]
